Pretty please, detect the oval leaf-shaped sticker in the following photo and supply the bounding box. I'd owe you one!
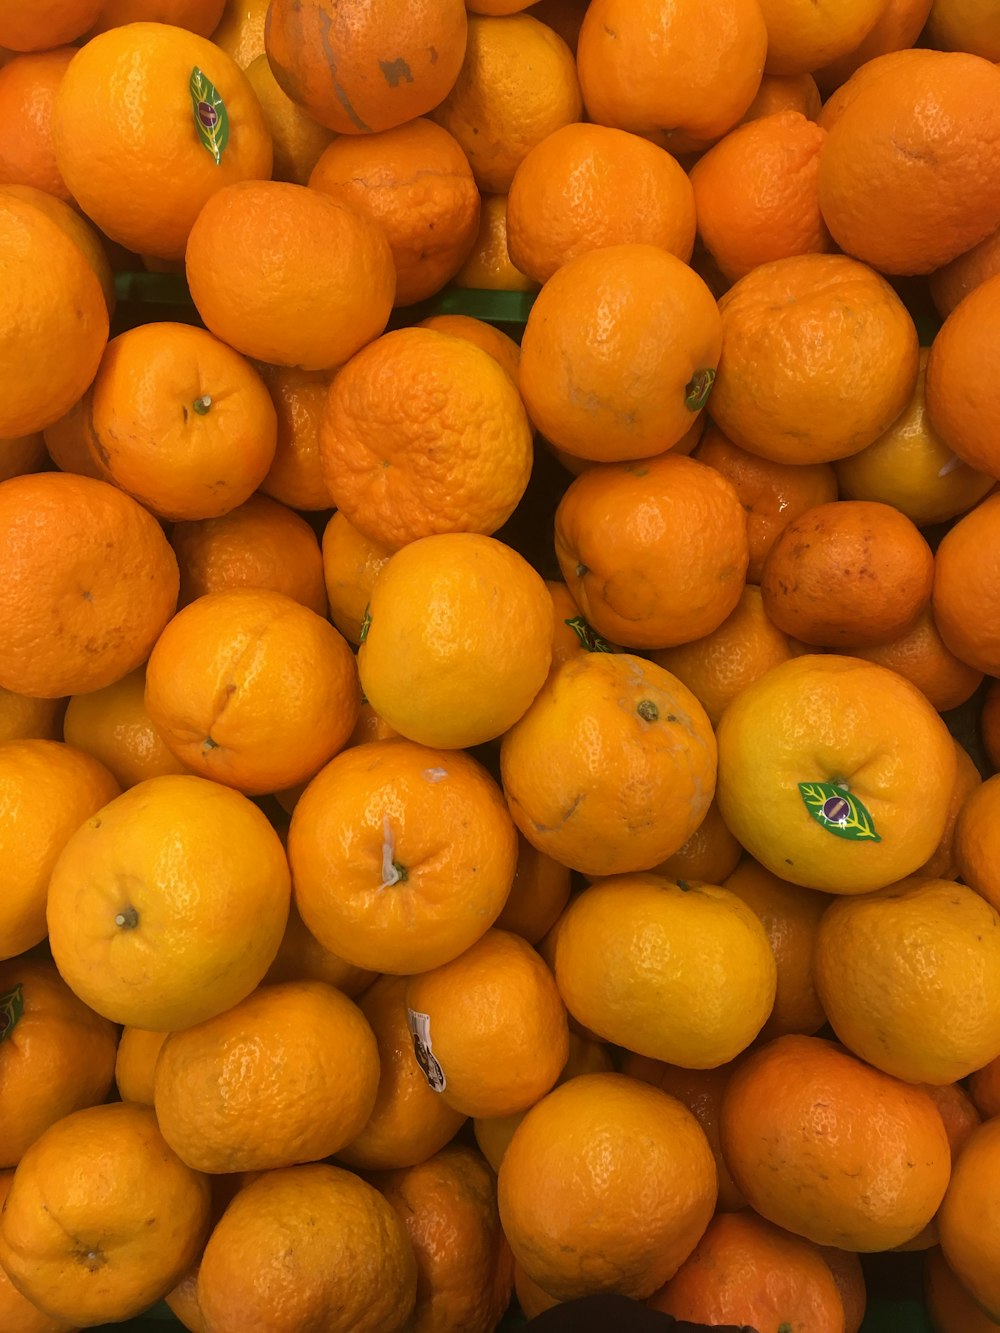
[798,781,881,842]
[0,984,24,1042]
[189,67,229,165]
[564,615,614,654]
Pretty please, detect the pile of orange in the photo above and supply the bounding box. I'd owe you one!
[2,0,1000,1329]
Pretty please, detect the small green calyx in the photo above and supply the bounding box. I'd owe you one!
[0,984,24,1042]
[565,616,614,654]
[636,699,659,722]
[684,368,716,411]
[192,394,213,416]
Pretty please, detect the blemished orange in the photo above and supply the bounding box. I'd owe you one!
[938,1117,1000,1317]
[254,361,334,511]
[416,313,521,385]
[760,499,935,649]
[0,1172,76,1333]
[846,607,984,713]
[982,677,1000,771]
[739,71,822,124]
[954,772,1000,911]
[710,253,920,464]
[817,50,1000,275]
[46,773,291,1031]
[336,975,466,1172]
[925,1245,1000,1333]
[145,588,360,796]
[371,1145,514,1333]
[505,122,696,285]
[715,654,958,893]
[88,0,226,35]
[404,928,569,1119]
[500,652,717,877]
[968,1055,1000,1120]
[451,192,539,291]
[0,48,75,201]
[932,491,1000,674]
[689,111,832,282]
[493,833,572,945]
[650,585,808,727]
[89,321,277,521]
[0,431,46,482]
[321,511,392,646]
[309,118,480,307]
[813,0,934,93]
[320,328,533,550]
[836,347,995,526]
[926,273,1000,480]
[815,877,1000,1084]
[920,738,983,880]
[553,453,749,649]
[576,0,767,155]
[52,23,271,260]
[0,956,118,1168]
[262,901,377,997]
[288,737,518,974]
[170,494,327,615]
[0,689,62,744]
[0,0,103,49]
[758,0,883,75]
[693,426,839,583]
[723,856,830,1040]
[518,244,723,463]
[115,1027,169,1106]
[196,1163,418,1333]
[265,0,467,136]
[185,180,396,371]
[654,798,743,888]
[0,739,120,959]
[930,223,1000,319]
[429,13,581,194]
[649,1210,846,1332]
[498,1072,718,1300]
[721,1035,952,1251]
[0,1102,211,1327]
[0,190,109,438]
[242,53,334,185]
[553,874,777,1068]
[62,667,188,790]
[210,0,267,68]
[154,980,379,1173]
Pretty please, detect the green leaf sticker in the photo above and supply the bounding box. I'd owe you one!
[0,984,24,1043]
[798,782,881,842]
[565,615,614,654]
[189,67,229,165]
[684,368,716,411]
[358,605,372,644]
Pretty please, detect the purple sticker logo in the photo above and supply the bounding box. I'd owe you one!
[798,781,881,843]
[197,101,219,130]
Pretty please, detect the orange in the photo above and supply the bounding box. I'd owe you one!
[721,1034,952,1250]
[723,856,830,1039]
[926,273,1000,480]
[288,737,517,974]
[0,431,46,483]
[0,0,103,49]
[0,689,63,744]
[650,585,808,727]
[553,874,777,1068]
[925,1246,1000,1333]
[930,223,1000,319]
[836,348,995,526]
[242,52,334,185]
[710,253,920,464]
[0,48,75,201]
[52,23,271,261]
[817,51,1000,275]
[254,361,334,512]
[0,739,120,959]
[62,667,188,790]
[0,1102,211,1326]
[170,494,327,614]
[693,426,839,583]
[715,654,958,893]
[88,0,227,34]
[982,677,1000,771]
[955,772,1000,911]
[760,499,935,649]
[815,877,1000,1084]
[0,191,109,437]
[576,0,768,155]
[518,244,723,463]
[925,1080,983,1162]
[969,1055,1000,1120]
[739,71,822,124]
[371,1145,514,1333]
[553,453,748,649]
[758,0,883,75]
[404,928,569,1118]
[493,833,571,945]
[920,737,983,879]
[653,798,743,888]
[0,185,115,320]
[0,1172,76,1333]
[145,588,360,796]
[815,48,940,134]
[938,1118,1000,1317]
[154,980,379,1173]
[41,388,106,481]
[846,607,984,713]
[196,1163,417,1333]
[336,975,466,1172]
[265,0,467,136]
[545,577,621,667]
[689,111,832,282]
[46,773,290,1030]
[429,14,581,194]
[500,651,717,877]
[0,955,118,1168]
[321,511,392,646]
[451,192,539,291]
[514,1262,560,1319]
[210,0,267,68]
[185,180,396,370]
[357,534,552,748]
[415,314,521,386]
[89,321,277,521]
[506,122,696,285]
[309,118,480,307]
[924,0,1000,61]
[932,491,1000,674]
[262,901,377,997]
[320,328,533,550]
[649,1210,846,1331]
[115,1027,169,1106]
[813,0,935,93]
[498,1072,717,1300]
